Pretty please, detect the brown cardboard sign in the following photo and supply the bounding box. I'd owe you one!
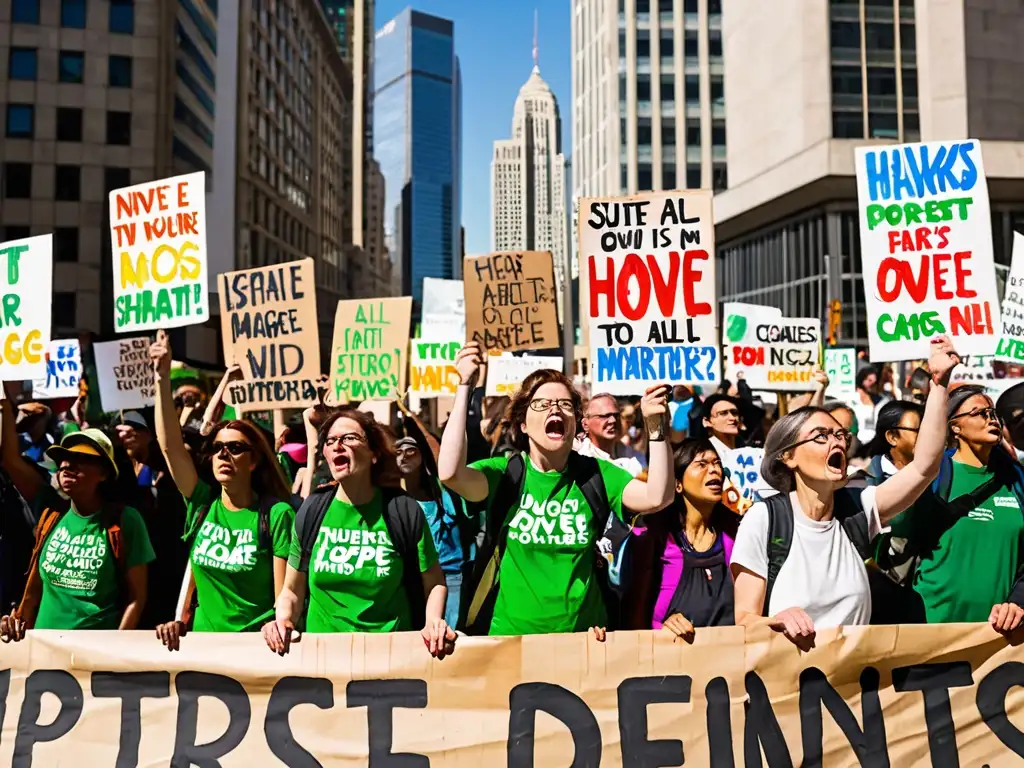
[218,259,320,411]
[330,296,412,402]
[463,251,559,352]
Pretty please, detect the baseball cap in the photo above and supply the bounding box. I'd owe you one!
[45,428,119,479]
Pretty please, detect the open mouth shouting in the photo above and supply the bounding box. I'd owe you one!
[705,478,723,493]
[544,414,568,443]
[826,446,846,476]
[331,453,352,476]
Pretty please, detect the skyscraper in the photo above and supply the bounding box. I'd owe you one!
[373,9,461,311]
[492,26,569,323]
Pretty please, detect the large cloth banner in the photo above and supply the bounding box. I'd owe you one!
[581,191,719,394]
[855,139,1001,362]
[5,626,1024,765]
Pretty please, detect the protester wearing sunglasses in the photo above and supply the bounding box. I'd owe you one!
[731,337,960,646]
[880,384,1024,630]
[150,331,294,649]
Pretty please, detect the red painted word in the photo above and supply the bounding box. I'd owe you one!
[588,251,711,321]
[876,252,976,303]
[887,226,951,254]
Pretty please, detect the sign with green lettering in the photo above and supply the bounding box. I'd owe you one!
[0,234,52,380]
[330,297,412,403]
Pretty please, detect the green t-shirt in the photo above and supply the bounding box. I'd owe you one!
[35,503,155,630]
[287,491,438,633]
[890,460,1024,623]
[184,479,295,632]
[469,453,634,636]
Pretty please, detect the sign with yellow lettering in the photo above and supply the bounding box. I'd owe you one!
[108,172,208,332]
[0,234,52,380]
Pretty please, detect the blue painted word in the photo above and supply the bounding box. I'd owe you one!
[863,141,978,203]
[596,345,717,383]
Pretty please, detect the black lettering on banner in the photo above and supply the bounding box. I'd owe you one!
[977,661,1024,757]
[347,679,429,767]
[171,671,251,768]
[92,671,171,768]
[799,667,889,768]
[14,670,83,768]
[617,675,691,767]
[265,676,334,767]
[705,677,735,768]
[507,682,601,768]
[892,661,973,767]
[743,672,793,768]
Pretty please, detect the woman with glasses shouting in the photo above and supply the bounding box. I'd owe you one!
[731,337,960,646]
[150,331,295,649]
[877,384,1024,630]
[438,342,676,637]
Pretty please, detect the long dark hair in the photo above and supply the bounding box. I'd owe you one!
[208,419,292,501]
[669,438,738,537]
[867,400,923,458]
[505,368,584,452]
[317,409,401,487]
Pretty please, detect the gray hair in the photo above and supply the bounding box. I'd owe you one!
[760,406,834,493]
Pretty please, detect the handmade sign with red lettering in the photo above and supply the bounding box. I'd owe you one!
[723,303,819,391]
[855,140,1000,361]
[580,191,718,394]
[109,172,208,333]
[463,252,559,352]
[996,232,1024,364]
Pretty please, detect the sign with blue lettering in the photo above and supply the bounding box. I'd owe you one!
[580,191,719,395]
[855,140,1001,362]
[31,339,81,400]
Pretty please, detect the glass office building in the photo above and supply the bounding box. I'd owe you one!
[374,9,461,310]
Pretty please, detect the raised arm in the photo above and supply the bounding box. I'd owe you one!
[438,344,489,503]
[0,387,44,504]
[299,406,319,500]
[200,363,240,436]
[874,336,960,525]
[151,330,199,498]
[622,385,675,514]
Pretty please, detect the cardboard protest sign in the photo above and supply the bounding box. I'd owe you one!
[463,251,559,352]
[218,259,319,412]
[409,339,461,397]
[331,297,412,402]
[996,231,1024,364]
[824,347,857,401]
[581,191,719,394]
[723,303,819,391]
[93,337,155,411]
[109,171,208,332]
[722,446,775,505]
[7,624,1024,764]
[486,354,565,396]
[0,234,52,380]
[32,339,82,399]
[421,277,466,341]
[855,140,1001,361]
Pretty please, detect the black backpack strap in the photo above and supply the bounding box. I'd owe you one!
[382,488,428,629]
[294,485,336,572]
[257,494,279,553]
[489,453,527,555]
[568,453,612,537]
[762,494,794,617]
[834,488,871,559]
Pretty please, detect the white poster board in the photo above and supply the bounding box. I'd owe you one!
[409,339,462,397]
[32,339,82,399]
[486,355,564,397]
[996,232,1024,364]
[93,337,155,411]
[722,304,819,392]
[0,234,52,380]
[421,278,466,341]
[824,348,858,402]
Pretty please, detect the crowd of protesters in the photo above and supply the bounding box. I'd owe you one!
[2,331,1024,658]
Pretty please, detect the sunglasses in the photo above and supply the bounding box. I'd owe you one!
[210,440,253,457]
[950,407,1000,424]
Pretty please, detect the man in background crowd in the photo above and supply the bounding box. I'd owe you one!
[576,393,647,477]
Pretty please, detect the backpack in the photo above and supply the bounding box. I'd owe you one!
[14,504,128,629]
[462,451,626,635]
[761,490,871,616]
[293,485,428,630]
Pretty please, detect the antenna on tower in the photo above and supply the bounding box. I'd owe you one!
[532,9,539,71]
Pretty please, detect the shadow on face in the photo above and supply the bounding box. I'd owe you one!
[210,427,258,486]
[950,394,1002,447]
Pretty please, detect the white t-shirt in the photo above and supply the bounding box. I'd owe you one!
[730,486,885,628]
[574,437,646,477]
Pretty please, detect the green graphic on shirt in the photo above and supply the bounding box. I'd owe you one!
[40,526,108,591]
[192,521,258,571]
[508,494,589,547]
[313,526,394,578]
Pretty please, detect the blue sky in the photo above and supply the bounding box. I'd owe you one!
[374,0,571,256]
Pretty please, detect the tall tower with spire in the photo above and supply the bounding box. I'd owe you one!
[491,12,570,325]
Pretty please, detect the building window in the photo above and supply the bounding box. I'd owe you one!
[53,293,77,329]
[684,30,698,59]
[685,75,699,105]
[711,76,725,105]
[712,120,726,146]
[61,0,87,28]
[618,29,626,59]
[637,76,651,102]
[662,118,676,145]
[830,21,861,49]
[865,22,896,52]
[9,48,38,80]
[713,164,728,191]
[55,166,81,201]
[3,163,32,199]
[6,105,34,139]
[104,166,131,193]
[58,51,85,83]
[868,111,899,139]
[620,164,628,192]
[636,29,650,60]
[3,226,31,241]
[686,123,701,147]
[109,0,134,33]
[106,111,132,145]
[686,164,701,189]
[637,118,652,146]
[832,110,864,138]
[56,108,83,142]
[660,75,674,103]
[708,0,722,13]
[663,167,676,190]
[638,163,652,191]
[108,55,132,87]
[709,29,723,58]
[660,35,673,59]
[684,0,697,12]
[12,0,40,24]
[904,111,920,141]
[54,227,79,262]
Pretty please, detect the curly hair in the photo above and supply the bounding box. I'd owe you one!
[505,368,583,452]
[317,408,401,487]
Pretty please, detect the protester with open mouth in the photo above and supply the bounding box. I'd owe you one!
[264,409,455,660]
[879,384,1024,629]
[624,439,739,636]
[150,331,295,651]
[731,336,960,646]
[438,342,676,637]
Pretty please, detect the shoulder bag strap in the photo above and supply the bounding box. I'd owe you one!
[14,508,64,627]
[762,494,794,617]
[295,486,336,573]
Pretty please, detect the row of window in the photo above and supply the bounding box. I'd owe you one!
[621,73,725,104]
[621,28,723,60]
[12,0,134,33]
[625,117,726,146]
[626,0,723,14]
[620,162,727,192]
[5,106,132,144]
[3,163,86,201]
[832,109,920,141]
[9,49,132,87]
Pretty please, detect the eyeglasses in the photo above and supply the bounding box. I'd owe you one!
[210,440,253,457]
[324,433,366,448]
[888,426,919,434]
[710,408,740,420]
[784,427,852,452]
[951,407,1000,424]
[529,398,574,413]
[586,411,619,422]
